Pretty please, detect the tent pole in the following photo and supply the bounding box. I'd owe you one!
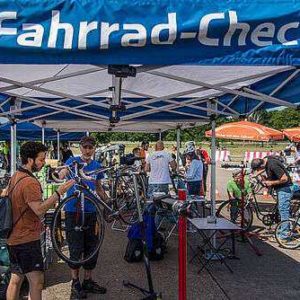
[10,121,17,175]
[208,99,218,252]
[57,130,60,162]
[158,129,162,141]
[210,115,216,217]
[176,126,181,172]
[42,122,45,145]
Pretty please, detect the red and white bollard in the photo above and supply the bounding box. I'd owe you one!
[178,189,187,300]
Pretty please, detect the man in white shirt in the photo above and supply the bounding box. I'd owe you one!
[145,141,176,196]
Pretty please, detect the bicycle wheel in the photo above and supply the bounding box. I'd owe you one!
[51,195,105,266]
[112,173,146,225]
[216,200,253,232]
[275,219,300,249]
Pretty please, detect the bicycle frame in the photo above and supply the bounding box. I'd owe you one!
[54,162,147,223]
[248,181,279,225]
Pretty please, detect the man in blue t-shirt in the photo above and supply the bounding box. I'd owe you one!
[59,136,108,299]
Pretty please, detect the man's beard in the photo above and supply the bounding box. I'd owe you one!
[32,162,40,173]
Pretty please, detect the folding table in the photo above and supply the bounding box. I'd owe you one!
[188,217,241,273]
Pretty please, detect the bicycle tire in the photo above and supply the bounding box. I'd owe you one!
[51,195,105,266]
[216,200,253,234]
[112,173,146,225]
[275,219,300,249]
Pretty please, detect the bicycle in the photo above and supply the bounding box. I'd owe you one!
[216,174,280,233]
[275,208,300,249]
[275,188,300,249]
[106,164,147,224]
[50,161,146,266]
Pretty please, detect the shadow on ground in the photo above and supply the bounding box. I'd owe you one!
[44,223,300,300]
[44,166,300,299]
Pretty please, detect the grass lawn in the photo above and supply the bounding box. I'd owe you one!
[97,140,290,162]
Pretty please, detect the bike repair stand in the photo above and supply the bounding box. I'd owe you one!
[238,164,262,256]
[123,173,162,300]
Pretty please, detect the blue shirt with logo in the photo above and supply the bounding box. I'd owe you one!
[64,156,104,212]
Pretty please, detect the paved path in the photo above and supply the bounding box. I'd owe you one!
[43,167,300,299]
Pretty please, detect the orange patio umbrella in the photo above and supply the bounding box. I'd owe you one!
[205,120,284,141]
[283,127,300,142]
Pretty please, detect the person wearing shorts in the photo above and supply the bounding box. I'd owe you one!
[59,136,109,299]
[6,141,73,300]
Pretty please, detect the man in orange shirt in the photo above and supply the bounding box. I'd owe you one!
[6,142,74,300]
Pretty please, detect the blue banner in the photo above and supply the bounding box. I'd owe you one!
[0,0,300,65]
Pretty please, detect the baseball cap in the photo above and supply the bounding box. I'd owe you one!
[80,136,96,147]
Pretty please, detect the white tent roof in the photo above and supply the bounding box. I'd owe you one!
[33,120,207,133]
[0,65,290,99]
[0,64,297,129]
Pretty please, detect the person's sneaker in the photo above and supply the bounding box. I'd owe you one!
[82,279,107,294]
[70,279,87,300]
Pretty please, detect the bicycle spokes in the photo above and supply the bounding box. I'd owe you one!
[51,196,105,265]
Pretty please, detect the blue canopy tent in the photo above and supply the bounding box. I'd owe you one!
[0,2,300,277]
[0,0,300,65]
[0,122,84,141]
[1,2,300,297]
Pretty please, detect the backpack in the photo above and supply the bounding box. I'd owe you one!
[124,231,166,263]
[0,240,10,300]
[124,204,166,262]
[0,268,10,300]
[0,176,29,239]
[124,239,143,263]
[148,231,166,261]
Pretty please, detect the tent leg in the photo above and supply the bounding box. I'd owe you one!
[210,116,216,218]
[42,126,45,145]
[158,129,162,141]
[209,100,217,251]
[176,127,181,172]
[57,130,60,163]
[10,122,17,175]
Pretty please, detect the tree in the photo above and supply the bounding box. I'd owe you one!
[92,108,300,143]
[267,108,300,129]
[248,110,269,124]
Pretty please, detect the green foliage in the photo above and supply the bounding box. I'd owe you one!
[94,131,158,145]
[92,108,300,143]
[264,108,300,130]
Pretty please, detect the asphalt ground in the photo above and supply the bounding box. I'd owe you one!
[43,166,300,300]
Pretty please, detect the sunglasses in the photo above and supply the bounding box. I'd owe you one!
[82,145,94,150]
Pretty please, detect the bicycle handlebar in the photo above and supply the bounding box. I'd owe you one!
[52,162,144,184]
[52,161,107,183]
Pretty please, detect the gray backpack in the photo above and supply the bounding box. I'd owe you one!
[0,176,29,239]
